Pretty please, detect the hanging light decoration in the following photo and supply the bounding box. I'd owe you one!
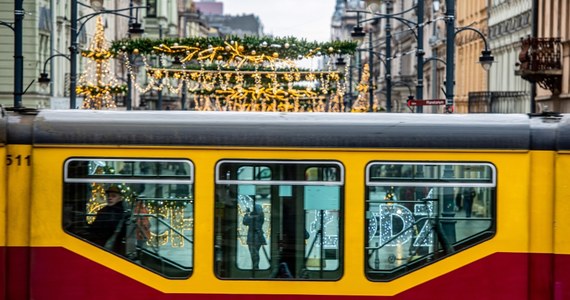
[77,16,126,110]
[109,36,359,112]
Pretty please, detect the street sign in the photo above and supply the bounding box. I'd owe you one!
[406,99,446,106]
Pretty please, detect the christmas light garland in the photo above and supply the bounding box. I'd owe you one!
[78,32,376,112]
[110,36,357,59]
[77,16,125,109]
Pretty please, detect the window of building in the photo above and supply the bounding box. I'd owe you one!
[214,160,344,280]
[63,158,194,278]
[365,162,496,281]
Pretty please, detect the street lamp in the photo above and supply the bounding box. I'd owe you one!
[350,12,366,42]
[89,0,104,12]
[478,50,494,71]
[38,54,71,89]
[69,0,147,109]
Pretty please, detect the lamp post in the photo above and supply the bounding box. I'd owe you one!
[350,0,423,113]
[444,0,455,113]
[368,31,374,112]
[14,0,24,109]
[415,0,424,113]
[0,1,24,108]
[441,0,493,113]
[69,0,146,109]
[385,0,392,112]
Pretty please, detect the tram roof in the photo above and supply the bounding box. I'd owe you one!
[4,110,569,150]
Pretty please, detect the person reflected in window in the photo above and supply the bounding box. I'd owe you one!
[133,198,150,249]
[462,187,477,218]
[458,187,477,218]
[89,185,129,255]
[243,203,266,269]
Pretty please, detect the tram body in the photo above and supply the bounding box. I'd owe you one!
[1,109,569,299]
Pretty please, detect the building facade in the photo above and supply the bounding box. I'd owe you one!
[0,0,211,110]
[454,0,489,113]
[485,0,532,113]
[516,0,569,113]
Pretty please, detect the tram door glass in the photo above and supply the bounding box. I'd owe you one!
[63,158,194,278]
[214,160,344,280]
[365,162,496,281]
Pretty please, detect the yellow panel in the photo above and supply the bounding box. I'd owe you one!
[6,145,32,247]
[555,153,570,254]
[0,146,6,247]
[29,146,535,296]
[529,151,555,254]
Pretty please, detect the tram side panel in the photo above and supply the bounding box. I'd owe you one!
[5,143,33,300]
[0,143,5,300]
[28,147,201,299]
[527,150,556,300]
[555,152,570,299]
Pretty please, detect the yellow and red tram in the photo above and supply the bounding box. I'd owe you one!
[2,109,570,299]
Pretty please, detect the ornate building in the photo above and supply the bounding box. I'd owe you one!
[0,0,210,109]
[484,0,532,113]
[516,0,569,113]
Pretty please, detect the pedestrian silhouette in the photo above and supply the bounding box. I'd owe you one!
[242,203,266,269]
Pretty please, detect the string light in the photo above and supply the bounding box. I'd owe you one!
[77,16,125,110]
[109,36,358,112]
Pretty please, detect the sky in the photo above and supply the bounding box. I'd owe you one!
[220,0,336,42]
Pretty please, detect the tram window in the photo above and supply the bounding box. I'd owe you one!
[365,162,496,281]
[63,159,194,279]
[214,160,344,280]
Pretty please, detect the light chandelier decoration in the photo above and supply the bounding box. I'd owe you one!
[351,63,379,112]
[78,16,126,110]
[110,36,358,112]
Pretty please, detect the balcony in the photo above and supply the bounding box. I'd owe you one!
[516,37,562,93]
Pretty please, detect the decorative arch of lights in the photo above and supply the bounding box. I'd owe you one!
[108,37,367,112]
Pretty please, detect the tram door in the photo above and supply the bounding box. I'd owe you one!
[275,163,308,278]
[214,160,343,280]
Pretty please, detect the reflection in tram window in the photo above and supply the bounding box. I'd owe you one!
[215,160,344,280]
[63,158,194,278]
[365,162,496,281]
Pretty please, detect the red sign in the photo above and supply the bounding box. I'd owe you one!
[407,99,446,106]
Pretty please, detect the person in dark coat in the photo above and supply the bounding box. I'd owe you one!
[462,187,477,218]
[89,185,129,255]
[242,203,266,269]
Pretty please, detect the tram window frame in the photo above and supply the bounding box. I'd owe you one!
[62,158,195,279]
[365,161,497,281]
[214,160,344,280]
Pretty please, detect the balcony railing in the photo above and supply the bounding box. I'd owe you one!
[468,91,529,113]
[516,37,562,93]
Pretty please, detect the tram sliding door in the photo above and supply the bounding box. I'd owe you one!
[214,160,344,280]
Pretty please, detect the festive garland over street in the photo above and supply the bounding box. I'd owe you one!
[95,35,371,112]
[109,36,357,60]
